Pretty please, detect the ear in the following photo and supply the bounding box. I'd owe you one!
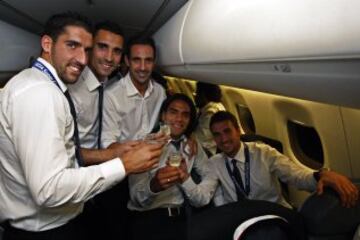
[41,35,53,54]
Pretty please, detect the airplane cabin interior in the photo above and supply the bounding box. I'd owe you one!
[0,0,359,239]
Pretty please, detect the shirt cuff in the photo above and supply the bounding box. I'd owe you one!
[99,157,126,189]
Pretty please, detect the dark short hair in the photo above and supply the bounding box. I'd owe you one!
[42,12,93,41]
[210,111,240,131]
[126,36,156,59]
[160,93,197,137]
[196,82,222,102]
[95,20,124,37]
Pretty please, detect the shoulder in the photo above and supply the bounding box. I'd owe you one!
[152,80,166,97]
[209,153,224,165]
[4,69,67,113]
[203,102,226,114]
[105,78,126,96]
[5,68,59,98]
[245,141,274,151]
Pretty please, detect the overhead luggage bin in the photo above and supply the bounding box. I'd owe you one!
[153,0,360,108]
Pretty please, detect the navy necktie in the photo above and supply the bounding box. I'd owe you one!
[97,85,104,149]
[231,159,245,200]
[64,90,84,166]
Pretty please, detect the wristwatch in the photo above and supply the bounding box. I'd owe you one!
[313,167,330,181]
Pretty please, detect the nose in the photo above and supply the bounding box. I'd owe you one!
[76,48,88,66]
[105,50,112,62]
[219,134,229,143]
[140,60,146,70]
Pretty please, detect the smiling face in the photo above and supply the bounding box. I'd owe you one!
[89,29,124,82]
[161,99,191,139]
[211,120,241,157]
[126,44,155,87]
[41,25,93,84]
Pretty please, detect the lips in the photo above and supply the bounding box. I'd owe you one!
[137,71,149,78]
[101,62,114,69]
[69,63,84,75]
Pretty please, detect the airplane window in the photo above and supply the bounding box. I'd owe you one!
[235,104,256,134]
[287,121,324,169]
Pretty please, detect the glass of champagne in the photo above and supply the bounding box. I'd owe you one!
[160,122,171,137]
[143,133,159,144]
[168,150,182,167]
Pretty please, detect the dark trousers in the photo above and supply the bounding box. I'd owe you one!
[188,200,307,240]
[78,178,131,240]
[3,216,86,240]
[131,208,187,240]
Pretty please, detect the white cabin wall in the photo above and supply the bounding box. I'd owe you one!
[222,87,357,206]
[0,20,40,85]
[340,107,360,177]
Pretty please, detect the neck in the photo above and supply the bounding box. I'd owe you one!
[40,53,51,65]
[89,65,106,83]
[227,144,241,159]
[131,78,149,96]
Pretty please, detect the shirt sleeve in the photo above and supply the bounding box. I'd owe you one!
[11,85,125,207]
[128,170,159,208]
[258,143,317,191]
[180,141,218,207]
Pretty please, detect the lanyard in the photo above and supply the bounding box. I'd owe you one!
[32,60,61,90]
[225,144,251,197]
[32,60,84,166]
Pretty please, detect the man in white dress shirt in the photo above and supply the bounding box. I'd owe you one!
[67,21,142,240]
[0,12,162,240]
[209,111,358,208]
[102,36,166,145]
[128,93,215,240]
[188,111,358,240]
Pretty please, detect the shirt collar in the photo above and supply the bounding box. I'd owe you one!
[124,73,154,98]
[224,142,245,163]
[81,66,102,92]
[37,57,67,93]
[170,135,192,156]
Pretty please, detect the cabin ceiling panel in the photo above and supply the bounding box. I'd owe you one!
[0,0,187,37]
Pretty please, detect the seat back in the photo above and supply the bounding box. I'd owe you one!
[299,188,360,239]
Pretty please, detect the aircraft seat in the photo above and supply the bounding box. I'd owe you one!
[299,188,360,240]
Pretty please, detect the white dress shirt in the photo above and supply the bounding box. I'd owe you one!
[101,73,166,145]
[0,58,125,231]
[211,141,317,208]
[128,137,216,211]
[67,66,116,149]
[194,101,225,155]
